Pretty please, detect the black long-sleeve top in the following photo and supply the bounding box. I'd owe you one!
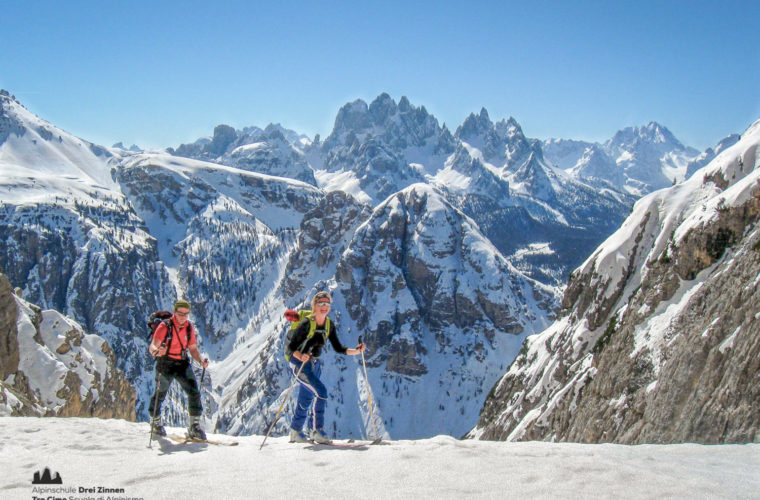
[288,317,347,358]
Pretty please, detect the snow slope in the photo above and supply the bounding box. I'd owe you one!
[0,91,117,206]
[1,417,758,499]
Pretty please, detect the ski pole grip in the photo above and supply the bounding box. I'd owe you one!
[358,335,363,344]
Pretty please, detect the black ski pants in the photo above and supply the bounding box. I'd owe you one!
[148,357,203,417]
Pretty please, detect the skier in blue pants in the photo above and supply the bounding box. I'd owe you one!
[288,291,365,444]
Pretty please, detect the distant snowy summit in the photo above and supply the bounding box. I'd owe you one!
[543,122,704,196]
[112,142,142,152]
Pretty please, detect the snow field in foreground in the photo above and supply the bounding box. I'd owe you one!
[1,417,759,499]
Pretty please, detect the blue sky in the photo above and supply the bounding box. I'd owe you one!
[1,0,758,150]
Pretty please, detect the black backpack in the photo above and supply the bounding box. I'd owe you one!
[147,310,193,356]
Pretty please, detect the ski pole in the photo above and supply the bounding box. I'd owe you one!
[259,353,309,450]
[200,358,208,385]
[358,335,377,441]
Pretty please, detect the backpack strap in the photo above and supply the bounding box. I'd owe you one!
[161,319,193,356]
[307,315,330,340]
[162,319,174,353]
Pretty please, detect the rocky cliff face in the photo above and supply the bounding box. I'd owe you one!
[0,271,135,419]
[471,120,760,444]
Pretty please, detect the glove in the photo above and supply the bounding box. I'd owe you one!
[284,309,300,322]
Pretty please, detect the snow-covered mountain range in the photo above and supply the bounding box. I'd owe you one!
[471,119,760,444]
[1,88,737,440]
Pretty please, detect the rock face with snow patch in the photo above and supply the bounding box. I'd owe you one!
[471,120,760,444]
[0,271,135,418]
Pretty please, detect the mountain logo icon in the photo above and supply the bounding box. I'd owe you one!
[32,467,62,484]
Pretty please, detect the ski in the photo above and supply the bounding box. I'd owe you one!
[346,438,390,445]
[308,438,389,448]
[310,442,369,449]
[166,434,239,446]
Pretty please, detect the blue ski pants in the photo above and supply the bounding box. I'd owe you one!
[289,358,328,432]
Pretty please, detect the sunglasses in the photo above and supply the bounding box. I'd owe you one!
[175,310,190,316]
[315,301,331,306]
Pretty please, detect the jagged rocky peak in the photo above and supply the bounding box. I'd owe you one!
[368,92,398,124]
[456,107,494,142]
[262,124,286,142]
[494,116,524,141]
[169,121,316,183]
[331,98,373,136]
[447,144,485,175]
[338,183,554,336]
[455,109,534,170]
[112,142,142,152]
[512,150,548,180]
[324,93,444,151]
[207,124,237,156]
[457,110,525,144]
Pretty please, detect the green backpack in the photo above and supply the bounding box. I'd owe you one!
[283,309,331,361]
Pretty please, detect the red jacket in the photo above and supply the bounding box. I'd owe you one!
[153,318,196,360]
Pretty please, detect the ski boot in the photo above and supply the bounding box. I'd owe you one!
[310,428,332,444]
[289,429,310,443]
[187,415,206,441]
[150,416,166,437]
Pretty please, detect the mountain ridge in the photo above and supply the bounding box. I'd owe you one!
[3,88,747,441]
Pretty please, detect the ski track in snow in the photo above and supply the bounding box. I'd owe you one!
[1,417,758,499]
